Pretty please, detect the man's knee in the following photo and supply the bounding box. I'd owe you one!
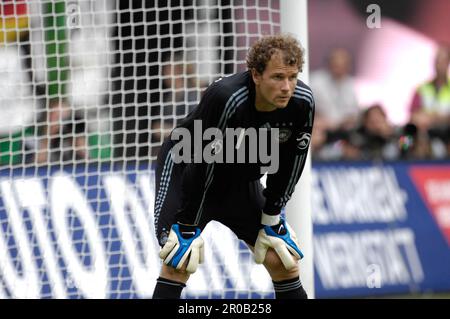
[161,264,190,284]
[263,248,299,281]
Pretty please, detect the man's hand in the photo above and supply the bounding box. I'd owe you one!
[159,223,204,274]
[254,218,303,270]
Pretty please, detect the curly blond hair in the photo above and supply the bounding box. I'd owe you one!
[246,34,305,74]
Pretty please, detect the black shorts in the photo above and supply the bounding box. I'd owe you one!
[154,139,265,247]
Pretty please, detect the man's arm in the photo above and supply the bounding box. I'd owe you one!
[174,81,237,226]
[263,98,315,219]
[254,93,315,269]
[159,81,231,272]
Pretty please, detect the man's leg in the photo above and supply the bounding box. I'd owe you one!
[153,139,188,299]
[248,245,307,299]
[216,180,307,299]
[264,249,307,299]
[153,140,211,299]
[153,264,190,299]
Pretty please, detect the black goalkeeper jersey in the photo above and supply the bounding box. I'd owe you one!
[169,70,315,225]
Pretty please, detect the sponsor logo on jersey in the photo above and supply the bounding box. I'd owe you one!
[296,132,311,150]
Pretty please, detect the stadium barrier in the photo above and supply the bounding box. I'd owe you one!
[0,161,449,298]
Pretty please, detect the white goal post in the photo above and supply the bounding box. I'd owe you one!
[281,0,315,299]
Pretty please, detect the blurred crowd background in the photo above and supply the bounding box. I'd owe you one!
[309,0,450,162]
[1,0,449,167]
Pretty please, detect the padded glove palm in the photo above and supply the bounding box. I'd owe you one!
[159,223,204,274]
[254,218,303,270]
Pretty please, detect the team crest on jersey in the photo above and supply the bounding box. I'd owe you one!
[277,128,292,143]
[296,132,311,150]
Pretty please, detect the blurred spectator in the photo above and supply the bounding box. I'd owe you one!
[397,123,433,160]
[0,44,35,166]
[310,47,360,131]
[349,104,399,161]
[409,45,450,159]
[67,25,113,162]
[66,0,115,162]
[25,1,114,165]
[35,99,88,164]
[338,104,444,161]
[313,104,402,161]
[409,46,450,129]
[150,52,202,156]
[0,1,35,166]
[311,116,343,161]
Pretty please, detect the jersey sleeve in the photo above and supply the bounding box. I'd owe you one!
[174,80,233,226]
[263,91,315,216]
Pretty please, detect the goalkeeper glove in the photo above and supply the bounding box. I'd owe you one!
[254,215,303,270]
[159,223,204,274]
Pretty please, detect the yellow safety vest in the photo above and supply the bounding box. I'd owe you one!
[417,79,450,115]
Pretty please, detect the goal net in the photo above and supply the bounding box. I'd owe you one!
[0,0,288,298]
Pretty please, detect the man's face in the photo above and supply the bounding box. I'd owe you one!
[434,48,450,78]
[328,48,351,79]
[252,52,299,112]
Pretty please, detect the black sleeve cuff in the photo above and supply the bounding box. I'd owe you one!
[263,202,281,216]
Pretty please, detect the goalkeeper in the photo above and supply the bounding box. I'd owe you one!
[152,34,314,299]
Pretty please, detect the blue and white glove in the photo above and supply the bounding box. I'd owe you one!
[159,223,204,274]
[254,214,303,270]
